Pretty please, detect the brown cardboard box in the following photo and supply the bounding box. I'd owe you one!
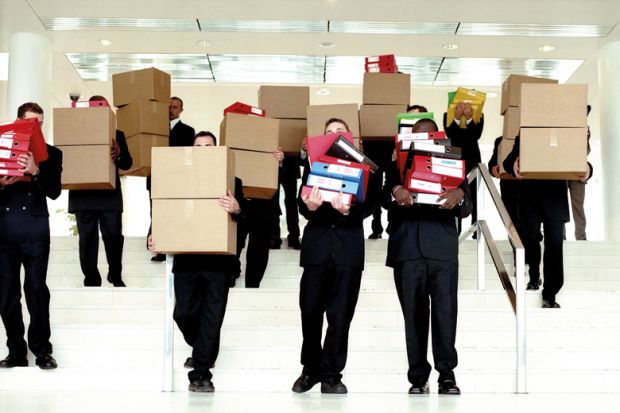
[112,67,171,108]
[362,73,411,105]
[503,107,520,141]
[220,113,280,153]
[151,146,235,199]
[53,107,115,146]
[519,127,588,179]
[58,145,116,190]
[307,104,360,138]
[152,199,236,254]
[498,138,516,176]
[500,74,558,114]
[520,84,588,128]
[360,104,407,140]
[232,149,278,199]
[278,119,307,154]
[120,134,169,177]
[258,86,309,119]
[116,101,169,137]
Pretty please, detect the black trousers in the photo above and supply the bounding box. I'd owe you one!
[500,180,521,238]
[299,264,362,379]
[173,269,230,382]
[75,210,124,286]
[272,157,300,244]
[0,241,52,358]
[363,141,394,236]
[457,180,477,235]
[237,218,274,288]
[394,258,458,385]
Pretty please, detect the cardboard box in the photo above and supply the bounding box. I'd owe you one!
[152,199,236,255]
[220,113,280,153]
[520,84,588,128]
[112,67,171,108]
[503,106,520,141]
[232,149,278,199]
[501,74,558,114]
[362,73,410,105]
[53,107,115,146]
[278,119,306,154]
[307,104,360,138]
[519,128,588,179]
[116,101,169,138]
[258,86,309,119]
[498,138,516,176]
[58,145,115,190]
[120,134,169,177]
[151,146,235,199]
[359,104,407,139]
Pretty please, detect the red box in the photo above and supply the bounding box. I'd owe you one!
[223,102,266,117]
[0,118,48,163]
[71,100,109,108]
[301,185,353,206]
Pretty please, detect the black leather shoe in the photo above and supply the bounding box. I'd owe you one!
[151,253,166,262]
[184,357,193,369]
[408,382,429,394]
[0,355,28,368]
[84,278,102,287]
[368,232,382,240]
[438,380,460,395]
[270,239,282,250]
[107,275,126,287]
[188,378,214,392]
[542,300,561,309]
[35,353,57,370]
[321,377,348,394]
[229,275,237,288]
[292,374,320,393]
[288,238,301,250]
[526,279,542,291]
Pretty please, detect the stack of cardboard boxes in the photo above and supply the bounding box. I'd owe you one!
[220,112,280,199]
[150,146,237,254]
[359,72,410,141]
[113,67,171,176]
[258,86,309,155]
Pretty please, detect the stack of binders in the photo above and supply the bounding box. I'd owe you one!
[364,54,398,73]
[0,118,48,178]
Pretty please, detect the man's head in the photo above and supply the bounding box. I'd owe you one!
[411,118,438,134]
[407,104,428,113]
[194,131,216,147]
[169,97,184,121]
[17,102,44,125]
[324,118,350,135]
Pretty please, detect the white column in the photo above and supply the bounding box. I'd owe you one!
[6,32,52,133]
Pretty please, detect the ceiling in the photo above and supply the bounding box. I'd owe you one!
[0,0,619,91]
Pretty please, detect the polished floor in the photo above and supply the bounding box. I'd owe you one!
[1,391,619,413]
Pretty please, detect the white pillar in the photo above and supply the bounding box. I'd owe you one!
[598,41,620,241]
[6,32,52,133]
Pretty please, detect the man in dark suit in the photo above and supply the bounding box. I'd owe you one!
[384,118,472,395]
[0,102,62,370]
[149,96,195,261]
[69,95,132,287]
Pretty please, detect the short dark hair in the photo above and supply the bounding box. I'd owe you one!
[171,96,184,108]
[194,131,217,146]
[89,95,107,102]
[411,118,438,133]
[324,118,350,133]
[407,104,428,113]
[17,102,43,119]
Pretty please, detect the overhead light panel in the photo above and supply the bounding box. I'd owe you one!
[457,22,612,37]
[41,17,199,31]
[209,54,324,83]
[198,19,327,32]
[330,21,458,35]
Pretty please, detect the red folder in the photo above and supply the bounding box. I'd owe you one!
[365,54,396,66]
[71,100,109,108]
[405,168,462,194]
[306,132,355,165]
[223,101,266,117]
[0,118,48,164]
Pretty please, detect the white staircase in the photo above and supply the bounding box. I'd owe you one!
[1,237,619,393]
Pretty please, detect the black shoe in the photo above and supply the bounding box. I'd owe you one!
[368,232,382,240]
[288,238,301,250]
[107,275,126,287]
[229,275,237,288]
[321,377,348,394]
[84,278,102,287]
[526,279,541,291]
[188,378,214,392]
[151,253,166,262]
[542,300,561,309]
[438,380,460,395]
[408,382,429,394]
[184,357,193,369]
[35,353,57,370]
[270,239,282,250]
[292,374,320,393]
[0,355,28,368]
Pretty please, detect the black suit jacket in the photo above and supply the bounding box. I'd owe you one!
[443,113,484,173]
[68,130,132,212]
[383,160,472,267]
[147,120,195,191]
[0,144,63,243]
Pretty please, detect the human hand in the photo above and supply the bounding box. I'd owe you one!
[219,189,240,214]
[301,136,308,152]
[393,186,413,207]
[454,102,465,119]
[17,152,38,175]
[273,148,284,163]
[578,165,591,183]
[513,157,523,179]
[491,165,500,178]
[147,234,158,256]
[111,139,121,160]
[437,188,464,210]
[302,186,323,211]
[330,192,350,215]
[463,102,473,120]
[0,176,20,187]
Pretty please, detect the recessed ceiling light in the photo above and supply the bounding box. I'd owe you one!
[196,40,211,47]
[98,39,112,46]
[539,45,555,52]
[319,41,335,48]
[443,43,458,50]
[316,88,331,96]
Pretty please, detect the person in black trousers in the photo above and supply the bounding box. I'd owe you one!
[488,137,523,238]
[0,102,62,370]
[503,135,592,308]
[149,96,195,262]
[69,95,132,287]
[292,118,376,395]
[385,118,472,395]
[148,131,245,392]
[270,154,301,250]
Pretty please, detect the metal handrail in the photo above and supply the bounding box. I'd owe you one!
[459,163,527,394]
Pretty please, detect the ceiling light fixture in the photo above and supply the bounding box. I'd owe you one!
[196,40,211,47]
[316,88,331,96]
[539,45,555,52]
[98,39,112,46]
[443,43,459,50]
[319,41,335,48]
